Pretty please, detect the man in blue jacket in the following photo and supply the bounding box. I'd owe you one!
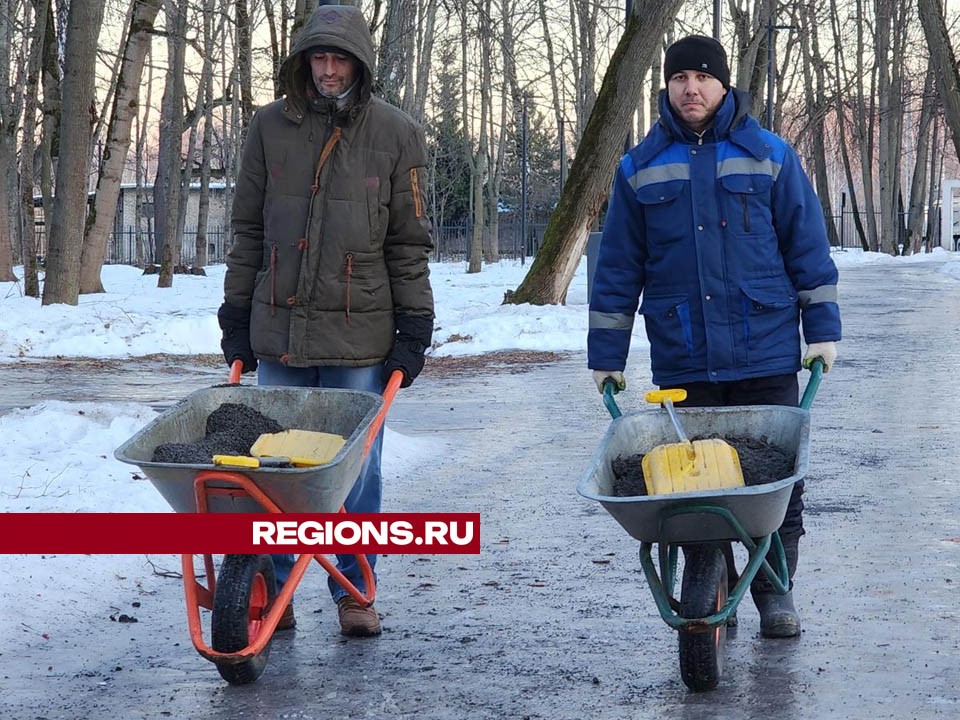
[588,35,840,638]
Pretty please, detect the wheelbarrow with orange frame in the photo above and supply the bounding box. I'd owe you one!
[115,360,403,684]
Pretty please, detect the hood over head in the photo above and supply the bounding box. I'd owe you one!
[279,3,376,115]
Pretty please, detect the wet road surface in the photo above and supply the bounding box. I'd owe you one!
[1,257,959,718]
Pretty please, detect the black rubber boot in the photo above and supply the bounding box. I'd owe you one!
[751,533,801,638]
[752,590,800,638]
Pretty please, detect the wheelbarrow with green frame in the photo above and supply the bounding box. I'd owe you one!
[577,360,823,691]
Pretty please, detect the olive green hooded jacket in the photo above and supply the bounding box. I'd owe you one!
[223,3,434,367]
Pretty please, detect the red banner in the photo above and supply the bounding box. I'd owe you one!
[0,513,480,554]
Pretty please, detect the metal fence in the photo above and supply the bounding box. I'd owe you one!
[32,220,551,267]
[432,219,549,262]
[32,226,230,266]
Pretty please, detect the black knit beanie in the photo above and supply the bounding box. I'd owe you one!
[663,35,730,88]
[303,45,357,64]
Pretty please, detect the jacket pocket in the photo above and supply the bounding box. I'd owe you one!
[739,281,799,360]
[639,293,695,360]
[719,174,773,236]
[339,250,390,317]
[635,180,686,245]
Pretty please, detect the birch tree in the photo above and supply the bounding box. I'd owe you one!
[42,0,105,306]
[79,0,163,293]
[19,0,47,297]
[0,0,24,282]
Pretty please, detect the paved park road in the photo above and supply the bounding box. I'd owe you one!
[2,256,959,719]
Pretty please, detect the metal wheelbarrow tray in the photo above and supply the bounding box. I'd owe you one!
[577,404,810,545]
[113,370,402,686]
[115,385,384,515]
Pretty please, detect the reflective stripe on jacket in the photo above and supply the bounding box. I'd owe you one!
[588,88,840,385]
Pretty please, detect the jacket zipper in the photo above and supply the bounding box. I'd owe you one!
[344,253,353,325]
[344,252,353,324]
[269,243,278,316]
[741,195,751,232]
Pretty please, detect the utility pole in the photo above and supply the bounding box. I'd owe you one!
[713,0,720,39]
[520,95,528,264]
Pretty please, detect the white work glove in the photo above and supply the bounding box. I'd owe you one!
[803,341,837,373]
[593,370,626,394]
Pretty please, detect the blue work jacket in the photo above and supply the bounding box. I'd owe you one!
[588,88,841,385]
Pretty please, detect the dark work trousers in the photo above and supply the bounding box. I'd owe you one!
[671,373,803,591]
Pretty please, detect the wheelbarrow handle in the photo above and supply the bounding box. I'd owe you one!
[602,359,825,420]
[799,357,824,410]
[363,370,404,457]
[229,359,243,384]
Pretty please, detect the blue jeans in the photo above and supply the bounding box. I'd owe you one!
[258,360,384,602]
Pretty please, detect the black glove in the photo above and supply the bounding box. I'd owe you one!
[383,313,432,388]
[217,302,258,374]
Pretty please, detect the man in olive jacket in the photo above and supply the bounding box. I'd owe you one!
[217,1,434,637]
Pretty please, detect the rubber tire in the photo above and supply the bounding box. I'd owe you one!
[211,554,277,685]
[678,544,728,692]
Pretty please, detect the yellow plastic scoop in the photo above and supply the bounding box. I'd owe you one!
[641,389,744,495]
[250,429,346,467]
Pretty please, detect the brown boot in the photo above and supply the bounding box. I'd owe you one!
[275,603,296,631]
[337,597,381,637]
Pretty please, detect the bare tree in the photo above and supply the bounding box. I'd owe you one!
[906,70,935,255]
[828,0,868,250]
[156,0,188,288]
[410,0,438,122]
[918,0,960,160]
[41,0,105,306]
[0,0,25,281]
[79,0,163,293]
[19,0,48,297]
[38,0,62,262]
[505,0,684,305]
[195,0,220,268]
[796,0,838,247]
[377,0,416,108]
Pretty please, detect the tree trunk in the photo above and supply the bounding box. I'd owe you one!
[730,0,768,121]
[925,117,941,253]
[41,0,105,306]
[135,47,153,268]
[570,0,599,145]
[906,69,934,255]
[411,0,437,122]
[377,0,415,109]
[828,0,869,251]
[505,0,684,305]
[234,0,253,140]
[874,0,905,256]
[79,0,162,294]
[467,0,490,274]
[19,0,49,297]
[195,0,217,268]
[0,0,23,281]
[798,1,838,247]
[918,0,960,161]
[39,0,61,269]
[853,0,880,250]
[156,0,187,288]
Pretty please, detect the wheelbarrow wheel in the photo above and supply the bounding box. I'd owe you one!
[678,544,728,692]
[211,554,277,685]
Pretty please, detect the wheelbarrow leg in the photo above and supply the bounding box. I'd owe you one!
[722,542,740,628]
